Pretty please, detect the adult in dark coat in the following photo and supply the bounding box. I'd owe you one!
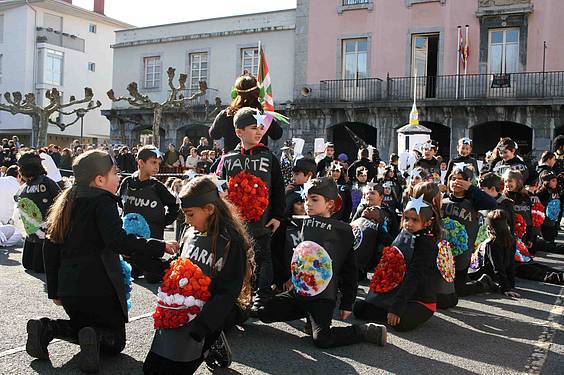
[209,74,282,152]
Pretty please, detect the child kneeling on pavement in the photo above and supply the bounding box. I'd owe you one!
[258,177,387,347]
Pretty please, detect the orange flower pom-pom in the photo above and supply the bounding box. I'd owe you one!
[153,258,212,330]
[228,170,269,222]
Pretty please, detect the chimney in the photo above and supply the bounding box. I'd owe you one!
[94,0,105,15]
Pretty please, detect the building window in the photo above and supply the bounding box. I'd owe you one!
[88,62,96,72]
[342,38,368,80]
[342,0,370,5]
[488,28,519,74]
[45,49,64,86]
[89,24,97,33]
[143,56,161,89]
[241,47,259,76]
[189,52,208,90]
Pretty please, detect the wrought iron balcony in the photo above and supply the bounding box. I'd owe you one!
[342,0,371,5]
[294,71,564,104]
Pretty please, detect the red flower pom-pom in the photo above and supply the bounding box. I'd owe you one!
[532,202,545,228]
[369,246,406,293]
[153,258,212,330]
[514,213,527,239]
[228,170,269,222]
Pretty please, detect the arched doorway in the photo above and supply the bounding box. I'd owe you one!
[328,122,377,162]
[132,126,165,148]
[554,125,564,138]
[420,121,451,160]
[177,124,210,148]
[470,121,532,158]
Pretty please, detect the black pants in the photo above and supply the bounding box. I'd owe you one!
[22,239,45,273]
[57,296,126,355]
[353,300,434,332]
[541,223,559,243]
[258,291,364,348]
[454,268,488,297]
[253,234,273,296]
[516,262,563,285]
[143,331,221,375]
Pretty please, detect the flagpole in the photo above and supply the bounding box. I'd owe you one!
[456,26,461,100]
[463,25,468,99]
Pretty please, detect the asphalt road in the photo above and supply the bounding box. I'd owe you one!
[0,228,562,374]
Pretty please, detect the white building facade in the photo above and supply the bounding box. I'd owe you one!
[106,9,295,148]
[0,0,130,146]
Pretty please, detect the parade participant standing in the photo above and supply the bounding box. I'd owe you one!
[0,165,21,224]
[210,74,282,153]
[328,162,352,222]
[351,167,369,215]
[347,148,376,182]
[118,146,180,283]
[16,151,61,273]
[354,195,443,332]
[445,138,480,180]
[28,150,178,373]
[316,142,335,177]
[491,138,537,185]
[442,167,497,298]
[258,177,387,347]
[219,107,285,313]
[414,140,441,183]
[144,176,254,374]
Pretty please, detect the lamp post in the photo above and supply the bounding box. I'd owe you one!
[76,108,87,145]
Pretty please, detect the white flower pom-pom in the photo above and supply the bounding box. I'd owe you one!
[179,278,188,287]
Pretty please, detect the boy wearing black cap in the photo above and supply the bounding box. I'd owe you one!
[219,107,285,313]
[258,177,387,348]
[16,151,61,273]
[118,145,180,283]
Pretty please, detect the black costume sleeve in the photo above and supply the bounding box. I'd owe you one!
[486,242,512,292]
[155,181,181,226]
[117,176,130,199]
[339,230,358,311]
[45,177,62,201]
[95,195,165,257]
[209,110,230,140]
[188,233,247,341]
[499,198,515,234]
[467,185,498,210]
[43,240,61,299]
[265,119,283,141]
[389,235,434,316]
[269,156,286,221]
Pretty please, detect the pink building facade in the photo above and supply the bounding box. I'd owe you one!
[289,0,564,160]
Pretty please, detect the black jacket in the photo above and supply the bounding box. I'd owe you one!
[210,109,283,153]
[347,158,376,182]
[43,187,166,319]
[492,156,537,186]
[479,239,516,293]
[389,231,441,316]
[445,155,480,180]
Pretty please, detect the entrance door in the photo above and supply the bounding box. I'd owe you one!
[412,34,439,98]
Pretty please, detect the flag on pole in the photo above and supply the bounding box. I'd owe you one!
[459,28,466,70]
[463,26,469,71]
[258,44,274,112]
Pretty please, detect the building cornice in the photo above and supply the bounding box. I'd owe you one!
[111,25,296,49]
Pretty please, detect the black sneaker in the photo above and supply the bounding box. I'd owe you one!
[303,320,312,336]
[26,319,52,360]
[205,332,232,370]
[78,327,100,373]
[478,274,497,291]
[359,323,387,346]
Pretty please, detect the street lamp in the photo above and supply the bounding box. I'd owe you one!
[76,108,87,145]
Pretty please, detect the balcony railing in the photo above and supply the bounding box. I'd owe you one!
[36,27,85,52]
[342,0,370,5]
[295,71,564,104]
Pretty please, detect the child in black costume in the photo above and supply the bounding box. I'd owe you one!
[536,171,561,244]
[27,150,178,373]
[479,172,516,233]
[16,151,61,273]
[144,176,254,374]
[118,146,180,283]
[258,177,387,348]
[445,137,480,181]
[354,193,444,332]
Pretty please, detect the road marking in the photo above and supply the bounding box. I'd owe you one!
[0,312,153,359]
[524,285,564,374]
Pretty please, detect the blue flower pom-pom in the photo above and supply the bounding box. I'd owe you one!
[119,255,133,311]
[442,217,469,256]
[123,213,151,239]
[546,199,561,222]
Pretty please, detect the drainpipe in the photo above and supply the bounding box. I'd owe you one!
[25,0,38,146]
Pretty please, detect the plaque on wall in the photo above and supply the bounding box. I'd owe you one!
[491,73,511,88]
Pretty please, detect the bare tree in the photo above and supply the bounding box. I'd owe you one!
[107,67,211,149]
[0,87,101,148]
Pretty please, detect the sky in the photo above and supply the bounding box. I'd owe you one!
[72,0,297,27]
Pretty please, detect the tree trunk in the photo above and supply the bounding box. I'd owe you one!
[36,113,49,148]
[153,106,162,150]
